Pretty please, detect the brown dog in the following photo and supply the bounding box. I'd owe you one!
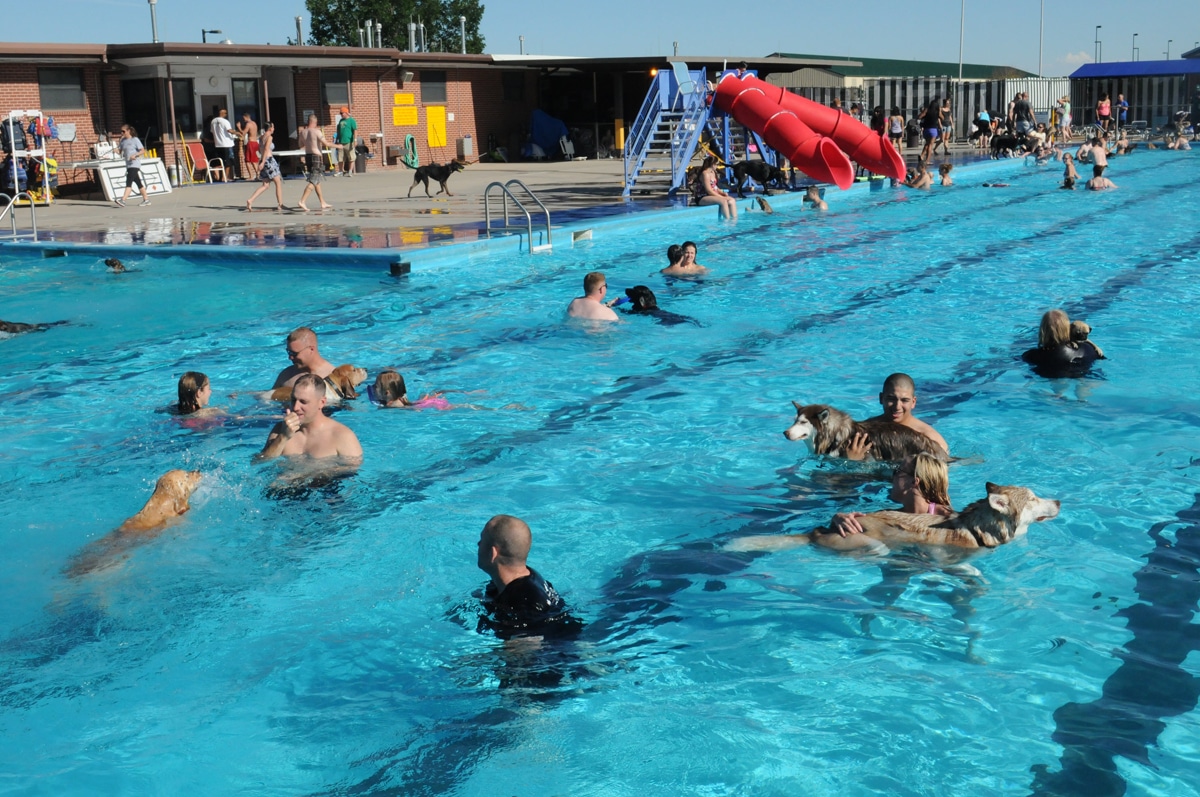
[268,364,368,402]
[783,401,949,462]
[68,469,202,577]
[727,483,1060,555]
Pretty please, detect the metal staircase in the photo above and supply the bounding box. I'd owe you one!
[622,64,711,198]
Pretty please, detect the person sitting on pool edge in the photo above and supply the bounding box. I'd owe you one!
[273,326,336,389]
[370,369,451,409]
[829,452,955,536]
[566,271,619,321]
[257,373,362,461]
[846,373,950,459]
[476,514,581,639]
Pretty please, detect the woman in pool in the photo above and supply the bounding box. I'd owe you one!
[696,155,737,220]
[828,452,955,536]
[174,371,222,417]
[662,241,709,278]
[371,369,451,410]
[1021,309,1101,378]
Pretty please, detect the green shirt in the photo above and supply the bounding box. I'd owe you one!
[335,116,357,146]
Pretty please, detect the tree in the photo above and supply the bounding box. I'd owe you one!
[305,0,486,54]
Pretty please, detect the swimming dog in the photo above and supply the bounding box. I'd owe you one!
[726,482,1060,554]
[407,160,466,198]
[732,160,787,197]
[0,319,66,335]
[68,469,203,577]
[105,257,126,273]
[269,364,368,403]
[783,401,949,462]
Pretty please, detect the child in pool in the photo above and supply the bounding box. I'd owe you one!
[175,371,219,416]
[371,369,451,409]
[938,163,953,186]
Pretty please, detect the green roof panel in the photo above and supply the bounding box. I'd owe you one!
[770,52,1035,80]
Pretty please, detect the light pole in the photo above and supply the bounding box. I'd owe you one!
[1133,33,1138,61]
[1167,40,1173,60]
[202,29,222,44]
[1038,0,1044,77]
[957,0,965,82]
[459,16,466,54]
[148,0,159,44]
[519,35,525,56]
[1095,26,1102,63]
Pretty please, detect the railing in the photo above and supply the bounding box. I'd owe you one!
[0,192,38,240]
[623,70,669,192]
[667,77,710,195]
[483,179,552,253]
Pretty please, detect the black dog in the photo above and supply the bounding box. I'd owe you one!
[990,134,1022,158]
[407,160,466,198]
[732,160,786,197]
[621,286,697,327]
[0,319,65,335]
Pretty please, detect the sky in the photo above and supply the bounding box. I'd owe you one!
[5,0,1199,77]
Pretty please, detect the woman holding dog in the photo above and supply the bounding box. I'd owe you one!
[829,452,954,536]
[696,155,737,220]
[1021,309,1101,378]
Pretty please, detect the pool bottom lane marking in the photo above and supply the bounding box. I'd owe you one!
[1029,493,1200,797]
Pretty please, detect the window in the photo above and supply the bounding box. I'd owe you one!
[422,70,447,104]
[502,71,524,103]
[169,78,195,135]
[232,78,259,125]
[39,68,86,110]
[321,69,349,109]
[120,79,160,143]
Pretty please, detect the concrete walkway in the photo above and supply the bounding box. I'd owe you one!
[15,144,990,252]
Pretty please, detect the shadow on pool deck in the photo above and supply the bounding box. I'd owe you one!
[8,146,994,252]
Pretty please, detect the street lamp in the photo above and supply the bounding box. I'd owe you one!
[460,15,467,54]
[202,29,222,44]
[1094,26,1102,63]
[957,0,965,82]
[1133,33,1138,61]
[148,0,159,44]
[1167,40,1173,60]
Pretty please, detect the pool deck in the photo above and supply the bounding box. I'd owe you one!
[7,144,989,254]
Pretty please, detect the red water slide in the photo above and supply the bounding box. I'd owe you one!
[713,74,907,185]
[713,76,854,189]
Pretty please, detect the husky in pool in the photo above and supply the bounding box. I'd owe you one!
[783,401,949,462]
[727,482,1060,555]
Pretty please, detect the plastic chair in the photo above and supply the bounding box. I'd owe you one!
[185,141,226,183]
[559,136,575,159]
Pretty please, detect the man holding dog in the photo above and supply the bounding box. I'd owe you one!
[567,271,619,321]
[274,326,336,389]
[257,373,362,461]
[846,373,948,459]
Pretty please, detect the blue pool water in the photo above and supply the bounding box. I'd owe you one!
[2,152,1199,796]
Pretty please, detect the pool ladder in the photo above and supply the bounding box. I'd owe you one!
[483,180,552,253]
[0,192,38,241]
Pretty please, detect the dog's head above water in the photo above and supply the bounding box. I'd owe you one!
[782,401,848,445]
[981,482,1061,542]
[624,285,658,313]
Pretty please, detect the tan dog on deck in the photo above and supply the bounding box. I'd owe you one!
[727,483,1060,556]
[67,469,202,577]
[269,364,367,403]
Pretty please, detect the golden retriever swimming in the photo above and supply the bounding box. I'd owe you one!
[268,364,367,403]
[67,469,202,577]
[727,483,1060,555]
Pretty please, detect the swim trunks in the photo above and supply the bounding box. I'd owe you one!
[245,140,260,164]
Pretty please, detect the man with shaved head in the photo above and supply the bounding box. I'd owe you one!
[476,514,579,638]
[273,326,336,389]
[846,372,949,460]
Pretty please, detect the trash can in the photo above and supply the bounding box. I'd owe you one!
[905,120,921,149]
[456,135,473,160]
[354,139,368,173]
[167,164,179,187]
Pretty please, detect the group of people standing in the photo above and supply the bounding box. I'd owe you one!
[243,107,358,212]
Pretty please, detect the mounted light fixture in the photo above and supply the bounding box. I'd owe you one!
[202,29,222,44]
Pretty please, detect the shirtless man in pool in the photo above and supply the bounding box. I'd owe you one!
[846,372,949,460]
[257,373,363,461]
[273,326,336,389]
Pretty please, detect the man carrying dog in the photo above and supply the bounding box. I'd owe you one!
[273,326,336,389]
[257,373,362,461]
[566,271,619,321]
[476,514,579,638]
[846,373,948,459]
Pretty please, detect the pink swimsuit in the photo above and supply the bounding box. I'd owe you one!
[413,395,451,410]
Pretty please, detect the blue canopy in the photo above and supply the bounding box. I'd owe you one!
[530,109,568,154]
[1070,60,1200,78]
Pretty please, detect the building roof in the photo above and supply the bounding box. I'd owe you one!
[0,42,109,64]
[768,52,1036,79]
[1070,59,1200,78]
[1183,46,1200,59]
[107,42,403,68]
[489,54,860,77]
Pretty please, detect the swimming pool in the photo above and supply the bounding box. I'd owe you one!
[2,151,1199,796]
